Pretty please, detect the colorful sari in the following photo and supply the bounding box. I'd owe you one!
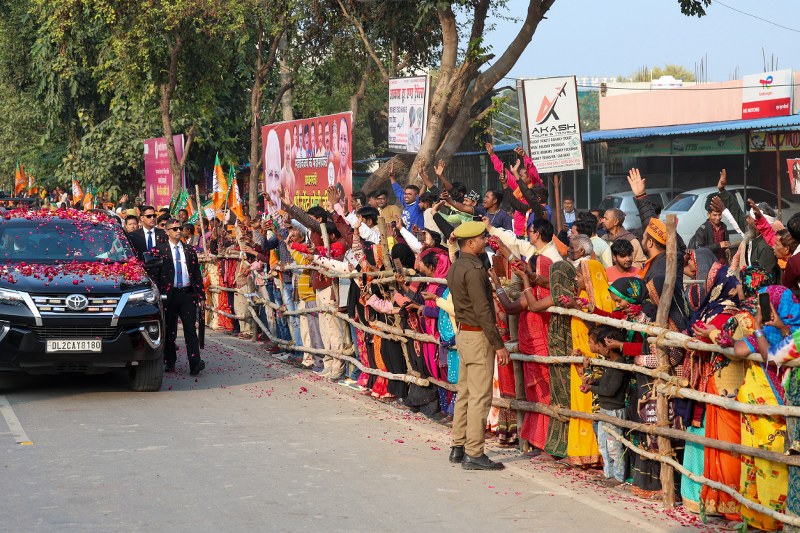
[685,248,716,313]
[567,259,613,466]
[518,255,553,450]
[544,260,576,458]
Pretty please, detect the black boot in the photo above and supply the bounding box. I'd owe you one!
[449,446,464,463]
[462,453,504,470]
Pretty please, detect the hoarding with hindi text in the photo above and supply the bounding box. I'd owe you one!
[144,135,184,208]
[388,76,429,153]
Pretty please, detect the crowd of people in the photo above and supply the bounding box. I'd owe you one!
[25,143,800,529]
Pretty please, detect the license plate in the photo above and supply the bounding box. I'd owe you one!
[46,339,102,353]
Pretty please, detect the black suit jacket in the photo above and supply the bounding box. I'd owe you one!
[153,241,204,301]
[130,227,168,260]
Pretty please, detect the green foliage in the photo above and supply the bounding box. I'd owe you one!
[578,91,599,132]
[621,64,697,83]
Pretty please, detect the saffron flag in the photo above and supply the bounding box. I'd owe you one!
[72,176,84,203]
[83,185,95,211]
[227,166,244,220]
[189,199,213,225]
[14,162,26,195]
[211,154,228,212]
[27,170,35,194]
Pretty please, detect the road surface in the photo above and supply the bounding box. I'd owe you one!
[0,331,717,532]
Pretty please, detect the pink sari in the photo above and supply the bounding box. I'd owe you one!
[518,256,553,449]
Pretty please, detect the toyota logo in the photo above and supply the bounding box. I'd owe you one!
[65,294,89,311]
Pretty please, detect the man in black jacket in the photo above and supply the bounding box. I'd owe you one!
[154,218,206,375]
[689,193,729,264]
[129,205,168,260]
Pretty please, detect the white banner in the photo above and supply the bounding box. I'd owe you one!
[388,76,429,153]
[517,76,584,173]
[742,69,793,119]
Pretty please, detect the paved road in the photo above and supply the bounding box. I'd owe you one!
[0,331,715,532]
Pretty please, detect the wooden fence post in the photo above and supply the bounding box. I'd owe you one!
[654,213,678,508]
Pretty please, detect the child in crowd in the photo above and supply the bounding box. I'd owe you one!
[580,325,629,487]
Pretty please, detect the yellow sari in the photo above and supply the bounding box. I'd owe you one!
[568,259,615,465]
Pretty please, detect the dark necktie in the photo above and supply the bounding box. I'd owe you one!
[175,245,184,288]
[147,231,154,251]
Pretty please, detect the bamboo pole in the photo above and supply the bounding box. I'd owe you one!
[194,184,208,256]
[513,358,529,452]
[491,397,800,467]
[510,354,687,386]
[653,213,678,508]
[602,425,800,528]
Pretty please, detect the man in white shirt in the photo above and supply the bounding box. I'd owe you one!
[486,217,562,265]
[154,218,205,376]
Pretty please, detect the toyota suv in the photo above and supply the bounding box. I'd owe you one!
[0,208,164,391]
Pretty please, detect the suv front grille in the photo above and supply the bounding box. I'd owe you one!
[29,326,121,340]
[32,295,119,314]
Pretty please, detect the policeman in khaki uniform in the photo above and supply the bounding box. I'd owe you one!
[446,221,510,470]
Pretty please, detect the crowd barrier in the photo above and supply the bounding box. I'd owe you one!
[194,220,800,527]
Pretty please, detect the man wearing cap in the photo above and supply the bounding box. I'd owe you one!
[689,192,729,264]
[446,221,510,471]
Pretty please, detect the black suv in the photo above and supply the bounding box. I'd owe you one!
[0,209,164,391]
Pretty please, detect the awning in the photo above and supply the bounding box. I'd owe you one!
[582,115,800,143]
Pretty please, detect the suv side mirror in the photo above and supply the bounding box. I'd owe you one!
[143,253,163,269]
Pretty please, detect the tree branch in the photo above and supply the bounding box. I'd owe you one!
[179,124,195,167]
[336,0,389,83]
[266,81,294,124]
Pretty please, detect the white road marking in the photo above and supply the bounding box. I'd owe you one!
[0,395,32,445]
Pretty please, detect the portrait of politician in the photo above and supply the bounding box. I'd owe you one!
[264,128,294,213]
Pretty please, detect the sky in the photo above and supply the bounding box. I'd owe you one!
[482,0,798,86]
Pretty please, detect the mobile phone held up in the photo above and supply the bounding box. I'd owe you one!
[759,292,772,323]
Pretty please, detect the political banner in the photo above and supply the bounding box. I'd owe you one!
[261,112,353,213]
[517,76,584,173]
[388,76,429,153]
[671,134,746,156]
[144,135,185,208]
[742,69,793,119]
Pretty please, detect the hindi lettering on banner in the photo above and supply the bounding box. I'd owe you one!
[742,69,793,119]
[261,112,353,213]
[388,76,429,154]
[517,76,584,173]
[144,135,185,208]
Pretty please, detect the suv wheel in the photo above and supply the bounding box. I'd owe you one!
[128,358,164,392]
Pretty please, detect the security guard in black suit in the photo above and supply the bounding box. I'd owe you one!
[130,205,168,260]
[153,218,206,375]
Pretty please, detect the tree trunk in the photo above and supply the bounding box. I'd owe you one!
[278,34,293,122]
[160,34,188,195]
[248,66,263,215]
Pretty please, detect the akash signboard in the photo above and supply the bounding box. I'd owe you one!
[517,76,585,173]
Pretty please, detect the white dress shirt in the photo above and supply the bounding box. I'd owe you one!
[172,242,190,288]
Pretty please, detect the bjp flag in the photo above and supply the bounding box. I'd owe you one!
[14,162,26,195]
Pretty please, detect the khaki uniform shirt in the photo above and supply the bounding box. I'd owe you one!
[379,205,402,225]
[446,252,504,350]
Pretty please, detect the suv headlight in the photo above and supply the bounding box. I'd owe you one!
[127,288,159,305]
[0,287,24,306]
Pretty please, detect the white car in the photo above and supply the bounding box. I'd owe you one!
[660,186,800,245]
[598,188,680,231]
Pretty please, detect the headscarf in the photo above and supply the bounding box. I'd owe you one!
[609,277,645,305]
[579,259,614,313]
[689,262,741,328]
[646,275,688,332]
[685,248,716,312]
[390,242,416,270]
[740,265,773,299]
[743,285,800,355]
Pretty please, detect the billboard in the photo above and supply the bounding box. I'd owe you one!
[749,132,800,152]
[517,76,585,173]
[742,69,793,119]
[388,76,429,153]
[261,112,353,213]
[144,135,185,208]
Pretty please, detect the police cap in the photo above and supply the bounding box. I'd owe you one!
[453,221,486,239]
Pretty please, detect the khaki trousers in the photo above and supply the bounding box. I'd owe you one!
[316,287,345,377]
[451,329,495,457]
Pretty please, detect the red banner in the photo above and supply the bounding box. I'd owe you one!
[261,112,353,213]
[144,135,185,208]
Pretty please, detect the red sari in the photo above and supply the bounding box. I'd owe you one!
[518,256,553,449]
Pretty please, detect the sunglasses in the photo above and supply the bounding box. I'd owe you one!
[167,227,181,232]
[142,214,156,218]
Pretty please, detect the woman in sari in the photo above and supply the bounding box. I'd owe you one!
[700,267,785,530]
[684,263,742,518]
[494,255,554,452]
[566,259,614,466]
[736,285,800,531]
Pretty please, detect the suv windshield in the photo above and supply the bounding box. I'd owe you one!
[664,193,698,212]
[0,221,134,263]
